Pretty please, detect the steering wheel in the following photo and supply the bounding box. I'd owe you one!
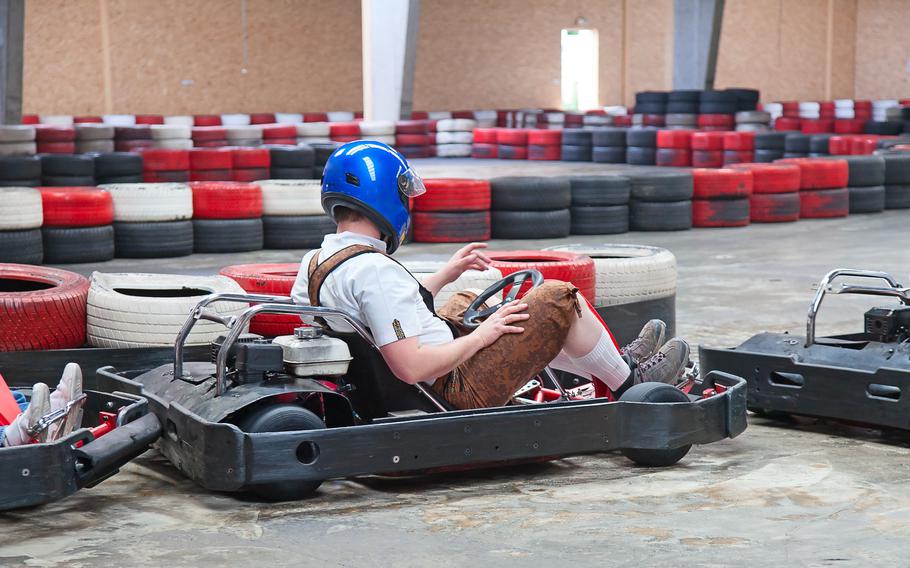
[463,269,544,328]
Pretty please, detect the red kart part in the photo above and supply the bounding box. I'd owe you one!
[395,120,429,134]
[750,192,800,222]
[656,148,691,167]
[189,181,263,219]
[231,147,270,169]
[692,198,750,227]
[486,251,596,303]
[776,158,849,190]
[472,143,498,159]
[192,126,228,141]
[0,374,21,425]
[219,263,301,336]
[0,265,89,351]
[134,115,164,125]
[692,149,724,168]
[38,187,114,227]
[528,144,562,160]
[731,163,801,194]
[723,131,754,151]
[412,211,491,243]
[527,129,561,145]
[189,147,233,170]
[497,145,528,159]
[496,129,529,146]
[799,187,849,218]
[140,148,190,171]
[230,168,270,183]
[35,125,75,142]
[415,179,490,212]
[691,131,725,151]
[472,128,498,144]
[194,114,222,126]
[691,168,753,199]
[656,130,693,149]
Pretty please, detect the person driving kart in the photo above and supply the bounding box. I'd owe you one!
[291,141,691,410]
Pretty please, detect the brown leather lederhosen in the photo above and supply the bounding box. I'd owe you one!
[306,244,581,410]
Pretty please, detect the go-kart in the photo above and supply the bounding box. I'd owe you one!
[96,270,747,501]
[700,268,910,430]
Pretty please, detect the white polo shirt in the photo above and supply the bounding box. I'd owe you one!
[290,232,455,348]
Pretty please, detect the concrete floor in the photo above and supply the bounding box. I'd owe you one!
[3,158,910,566]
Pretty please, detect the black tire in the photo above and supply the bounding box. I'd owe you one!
[629,200,692,231]
[414,211,490,242]
[263,215,337,249]
[41,174,96,187]
[269,166,317,180]
[864,121,903,136]
[809,135,833,154]
[882,153,910,185]
[266,145,315,168]
[39,154,94,176]
[0,155,41,181]
[619,383,692,467]
[878,137,910,150]
[491,209,570,239]
[753,132,787,150]
[636,91,668,104]
[570,205,629,234]
[626,128,658,147]
[668,89,701,102]
[627,171,694,202]
[885,184,910,209]
[592,146,627,163]
[782,152,808,159]
[699,90,737,103]
[42,225,114,264]
[193,218,264,253]
[626,146,656,165]
[569,175,631,206]
[591,128,627,147]
[666,102,699,114]
[841,155,886,186]
[784,133,811,153]
[490,177,571,211]
[311,143,340,166]
[92,152,144,177]
[753,149,785,163]
[698,102,737,114]
[114,220,194,258]
[561,144,593,162]
[0,178,38,187]
[145,170,189,183]
[633,103,666,114]
[0,228,42,263]
[848,185,886,213]
[561,128,592,146]
[237,404,325,501]
[97,174,144,184]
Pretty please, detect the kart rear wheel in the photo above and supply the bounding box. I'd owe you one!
[238,404,325,501]
[619,383,691,467]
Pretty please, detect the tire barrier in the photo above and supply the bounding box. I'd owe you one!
[486,250,596,303]
[0,125,36,156]
[99,182,194,258]
[626,128,657,165]
[219,263,302,336]
[394,120,431,159]
[257,179,334,249]
[568,175,630,235]
[412,179,491,243]
[490,177,570,239]
[230,147,270,182]
[436,119,475,158]
[591,127,627,164]
[150,124,192,149]
[882,153,910,209]
[35,125,76,154]
[39,153,95,187]
[561,129,593,162]
[776,158,849,218]
[838,155,886,214]
[691,131,725,168]
[266,144,317,180]
[690,168,752,228]
[627,171,693,231]
[93,152,143,185]
[753,132,787,162]
[74,124,114,154]
[527,129,561,161]
[0,155,41,188]
[730,163,801,223]
[189,147,232,182]
[113,125,153,152]
[38,187,115,263]
[496,128,529,161]
[656,130,693,167]
[0,187,44,264]
[0,264,89,351]
[140,148,189,183]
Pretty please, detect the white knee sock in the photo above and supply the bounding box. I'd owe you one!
[550,331,630,390]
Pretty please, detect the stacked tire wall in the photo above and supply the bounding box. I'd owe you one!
[0,187,44,264]
[776,158,850,218]
[567,175,630,235]
[100,183,195,257]
[412,179,491,242]
[627,171,693,231]
[257,180,334,249]
[490,177,570,239]
[732,163,801,222]
[882,153,910,209]
[39,187,115,263]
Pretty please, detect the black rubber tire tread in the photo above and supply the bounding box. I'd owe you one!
[41,175,96,187]
[882,153,910,185]
[491,209,571,239]
[592,146,627,163]
[619,382,692,466]
[312,143,340,166]
[570,205,629,235]
[626,146,656,165]
[864,121,903,135]
[262,215,335,249]
[561,129,593,146]
[784,133,811,153]
[633,103,666,114]
[636,91,668,103]
[266,145,315,168]
[629,200,692,231]
[698,102,737,114]
[92,152,144,177]
[591,128,627,147]
[809,135,833,154]
[269,166,317,180]
[237,404,325,501]
[39,154,94,176]
[561,144,593,162]
[568,175,631,206]
[753,149,785,163]
[0,228,42,263]
[113,220,193,258]
[193,218,264,253]
[848,185,886,213]
[885,184,910,209]
[699,90,737,103]
[627,171,694,202]
[666,102,699,114]
[782,152,808,159]
[96,174,144,184]
[0,155,41,180]
[0,179,38,187]
[668,89,701,102]
[42,225,114,264]
[626,128,658,147]
[490,177,571,211]
[753,132,787,150]
[840,155,886,186]
[413,211,490,242]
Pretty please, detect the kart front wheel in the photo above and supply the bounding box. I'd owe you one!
[237,403,326,501]
[619,383,691,467]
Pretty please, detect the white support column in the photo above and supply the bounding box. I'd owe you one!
[362,0,419,121]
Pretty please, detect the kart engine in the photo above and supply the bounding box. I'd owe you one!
[864,307,910,343]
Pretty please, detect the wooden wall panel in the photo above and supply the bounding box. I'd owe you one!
[854,0,910,100]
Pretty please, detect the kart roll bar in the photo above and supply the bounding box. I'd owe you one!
[806,268,906,346]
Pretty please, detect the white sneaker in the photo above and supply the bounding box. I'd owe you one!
[2,383,51,447]
[49,363,84,441]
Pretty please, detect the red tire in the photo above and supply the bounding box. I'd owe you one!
[799,187,849,218]
[142,170,189,183]
[0,264,89,351]
[396,133,431,146]
[218,263,301,336]
[261,124,296,139]
[231,147,270,169]
[641,114,666,127]
[528,144,562,160]
[800,119,833,134]
[190,181,263,219]
[35,125,76,142]
[140,148,190,171]
[36,142,76,154]
[776,158,848,189]
[113,126,151,140]
[230,168,270,183]
[304,112,329,123]
[834,119,865,134]
[655,148,691,167]
[192,126,228,141]
[472,143,498,159]
[691,131,725,151]
[395,120,429,134]
[194,114,222,126]
[114,139,154,152]
[473,128,498,144]
[774,117,801,131]
[697,114,734,128]
[250,113,277,125]
[498,145,528,160]
[329,122,360,137]
[750,192,800,222]
[38,187,114,227]
[527,130,562,145]
[190,169,232,182]
[730,163,800,194]
[135,114,164,125]
[398,145,429,159]
[828,135,854,155]
[612,116,632,127]
[410,111,429,120]
[692,198,750,228]
[412,211,491,243]
[73,116,102,123]
[656,130,693,149]
[692,150,724,168]
[723,131,754,151]
[781,102,799,118]
[487,251,596,302]
[414,179,491,212]
[21,114,39,125]
[692,168,752,199]
[496,129,529,145]
[190,147,233,170]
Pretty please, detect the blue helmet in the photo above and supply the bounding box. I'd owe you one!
[321,140,426,254]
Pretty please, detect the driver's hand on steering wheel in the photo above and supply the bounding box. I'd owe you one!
[474,300,530,348]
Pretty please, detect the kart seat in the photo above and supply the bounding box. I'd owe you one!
[328,331,454,421]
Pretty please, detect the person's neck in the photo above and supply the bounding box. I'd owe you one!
[337,219,383,241]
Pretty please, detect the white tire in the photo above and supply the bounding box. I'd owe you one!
[221,114,251,126]
[0,142,37,156]
[98,183,193,222]
[545,244,677,307]
[327,111,354,122]
[74,124,114,140]
[275,113,303,124]
[164,115,194,126]
[150,124,191,140]
[75,140,115,153]
[735,111,771,124]
[296,122,330,137]
[225,125,261,141]
[427,111,452,120]
[735,124,769,132]
[403,261,503,310]
[363,135,395,145]
[0,125,36,142]
[102,114,136,126]
[583,115,611,126]
[436,118,477,132]
[473,110,497,121]
[152,138,194,150]
[435,143,472,157]
[39,115,73,125]
[436,131,473,144]
[475,119,497,128]
[0,187,43,230]
[297,136,332,145]
[258,179,322,215]
[86,272,248,348]
[358,120,395,136]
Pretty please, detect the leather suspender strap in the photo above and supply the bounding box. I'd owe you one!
[307,244,379,307]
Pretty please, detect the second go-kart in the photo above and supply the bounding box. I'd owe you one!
[97,270,747,501]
